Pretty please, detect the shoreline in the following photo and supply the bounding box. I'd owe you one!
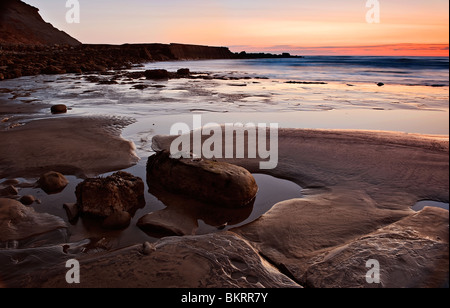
[1,68,449,288]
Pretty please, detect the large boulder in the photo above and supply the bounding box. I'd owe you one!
[37,171,69,194]
[147,151,258,208]
[75,171,145,218]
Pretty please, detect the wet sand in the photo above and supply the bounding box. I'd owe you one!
[0,69,449,287]
[0,116,138,179]
[0,119,447,287]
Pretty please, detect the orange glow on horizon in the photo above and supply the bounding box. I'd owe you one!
[231,44,450,57]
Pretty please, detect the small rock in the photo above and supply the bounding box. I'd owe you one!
[51,104,68,114]
[0,185,19,197]
[0,73,4,80]
[377,82,385,87]
[63,203,79,222]
[102,211,131,230]
[132,84,149,90]
[19,195,35,206]
[177,68,190,76]
[142,242,156,255]
[144,69,169,80]
[37,171,69,194]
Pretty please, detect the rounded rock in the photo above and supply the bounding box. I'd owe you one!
[51,104,68,114]
[37,171,69,195]
[19,195,36,206]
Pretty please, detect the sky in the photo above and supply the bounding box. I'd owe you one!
[23,0,449,56]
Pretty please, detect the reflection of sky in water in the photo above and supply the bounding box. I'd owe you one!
[15,163,303,249]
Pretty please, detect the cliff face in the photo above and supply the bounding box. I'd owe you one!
[0,0,81,46]
[169,43,234,60]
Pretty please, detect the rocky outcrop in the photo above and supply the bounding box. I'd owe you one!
[147,151,258,208]
[75,171,145,218]
[0,0,81,46]
[302,207,449,288]
[0,198,67,243]
[169,43,234,60]
[32,232,301,288]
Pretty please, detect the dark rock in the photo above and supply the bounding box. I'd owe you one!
[377,82,385,87]
[19,195,35,205]
[126,71,146,79]
[75,171,145,218]
[285,81,328,85]
[177,68,190,76]
[0,185,19,197]
[147,151,258,208]
[97,79,118,85]
[50,104,68,114]
[42,66,66,75]
[102,211,132,230]
[144,69,169,80]
[142,242,155,255]
[132,84,149,90]
[37,171,69,194]
[63,203,79,222]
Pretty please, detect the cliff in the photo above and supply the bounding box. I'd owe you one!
[0,0,81,46]
[169,43,234,60]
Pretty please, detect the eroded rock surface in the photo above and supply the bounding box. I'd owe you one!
[147,151,258,208]
[0,198,67,243]
[37,232,301,288]
[75,171,145,218]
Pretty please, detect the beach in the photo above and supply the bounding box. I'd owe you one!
[0,55,449,288]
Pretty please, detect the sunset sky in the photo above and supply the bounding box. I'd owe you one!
[23,0,449,56]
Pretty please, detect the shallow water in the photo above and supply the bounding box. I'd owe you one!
[411,200,449,212]
[12,161,303,250]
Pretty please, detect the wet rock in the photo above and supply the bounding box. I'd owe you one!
[63,203,79,222]
[377,82,385,87]
[147,151,258,208]
[302,207,449,288]
[132,84,149,90]
[142,241,155,255]
[137,207,199,236]
[126,71,146,79]
[144,69,169,80]
[36,232,301,288]
[0,198,67,243]
[19,195,35,206]
[0,185,19,197]
[50,104,68,114]
[42,66,66,75]
[102,211,132,230]
[75,171,145,218]
[37,171,68,194]
[177,68,190,76]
